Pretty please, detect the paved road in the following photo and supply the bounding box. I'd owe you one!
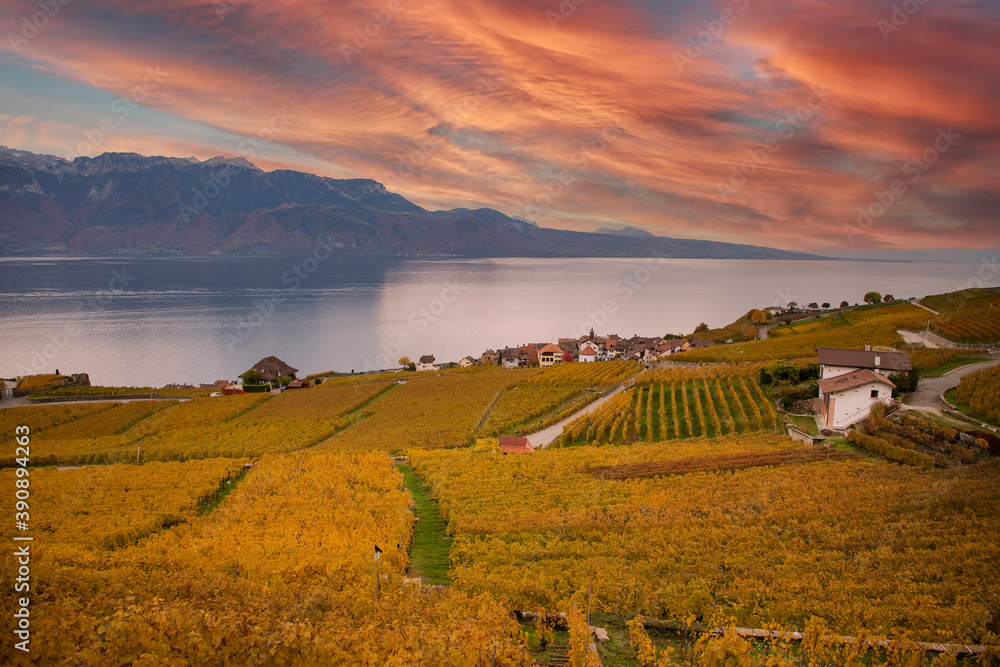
[904,356,1000,409]
[0,396,187,410]
[525,384,628,449]
[908,298,940,315]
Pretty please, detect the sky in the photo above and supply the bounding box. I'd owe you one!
[1,0,998,254]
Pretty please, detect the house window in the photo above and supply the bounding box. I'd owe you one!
[871,389,879,398]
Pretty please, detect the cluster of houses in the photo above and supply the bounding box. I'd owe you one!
[431,328,722,372]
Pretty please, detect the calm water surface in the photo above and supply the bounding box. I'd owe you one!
[0,256,995,386]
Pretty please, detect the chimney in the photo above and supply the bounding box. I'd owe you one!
[865,344,871,351]
[875,354,881,367]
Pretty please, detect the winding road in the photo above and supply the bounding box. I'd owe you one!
[903,356,1000,409]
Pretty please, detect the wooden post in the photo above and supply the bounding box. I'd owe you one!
[585,579,593,667]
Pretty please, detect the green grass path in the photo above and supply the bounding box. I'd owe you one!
[397,463,451,585]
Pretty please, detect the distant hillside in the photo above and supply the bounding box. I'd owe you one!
[0,146,825,260]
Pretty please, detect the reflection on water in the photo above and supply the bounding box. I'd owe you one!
[0,256,993,386]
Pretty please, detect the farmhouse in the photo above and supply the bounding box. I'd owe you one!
[252,356,298,382]
[458,356,477,367]
[817,347,911,380]
[818,369,896,429]
[417,355,436,372]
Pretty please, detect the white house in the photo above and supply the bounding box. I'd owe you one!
[818,369,896,429]
[578,343,598,362]
[416,354,436,372]
[500,347,519,369]
[816,347,911,382]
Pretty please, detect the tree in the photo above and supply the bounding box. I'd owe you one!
[407,362,416,372]
[748,309,771,325]
[883,294,894,302]
[787,301,798,310]
[821,302,830,309]
[277,375,293,388]
[398,356,411,367]
[695,322,710,332]
[808,302,819,310]
[240,369,261,385]
[864,291,882,304]
[741,324,758,340]
[840,301,849,308]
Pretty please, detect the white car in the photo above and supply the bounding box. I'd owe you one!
[210,392,223,397]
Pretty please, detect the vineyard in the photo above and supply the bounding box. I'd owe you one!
[233,380,394,421]
[954,365,1000,423]
[0,402,116,435]
[9,458,246,550]
[919,288,1000,344]
[478,361,636,436]
[850,407,983,468]
[556,367,778,446]
[0,452,534,665]
[409,434,1000,646]
[675,303,931,363]
[520,360,636,390]
[314,370,537,452]
[14,373,66,391]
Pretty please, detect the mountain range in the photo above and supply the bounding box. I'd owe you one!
[0,146,823,260]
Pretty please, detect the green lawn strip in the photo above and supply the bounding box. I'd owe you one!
[786,414,819,436]
[921,357,991,378]
[396,463,451,586]
[198,466,250,516]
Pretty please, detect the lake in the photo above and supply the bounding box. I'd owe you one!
[0,255,996,386]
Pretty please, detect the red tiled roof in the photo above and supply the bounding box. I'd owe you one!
[818,368,896,395]
[498,436,534,454]
[538,343,563,354]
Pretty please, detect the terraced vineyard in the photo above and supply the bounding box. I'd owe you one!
[479,361,636,436]
[676,303,931,362]
[557,367,777,446]
[410,434,1000,647]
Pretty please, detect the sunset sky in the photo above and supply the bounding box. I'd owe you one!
[1,0,998,254]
